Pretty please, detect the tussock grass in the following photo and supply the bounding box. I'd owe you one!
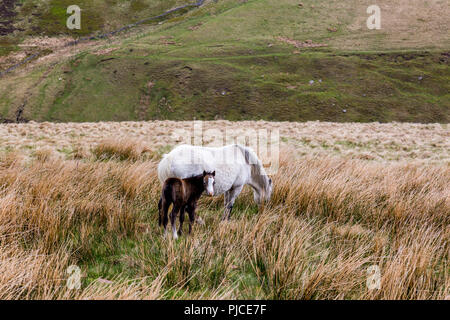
[1,121,448,163]
[34,146,56,162]
[0,136,448,299]
[92,138,151,161]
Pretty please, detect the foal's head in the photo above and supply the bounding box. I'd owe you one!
[202,171,216,197]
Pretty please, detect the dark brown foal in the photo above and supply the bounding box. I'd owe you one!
[158,171,215,239]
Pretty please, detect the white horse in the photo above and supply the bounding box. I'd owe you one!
[158,144,273,220]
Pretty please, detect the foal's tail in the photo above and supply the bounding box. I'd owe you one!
[159,182,174,227]
[158,197,163,226]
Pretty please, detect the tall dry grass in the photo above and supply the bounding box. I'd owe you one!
[92,138,155,161]
[0,137,448,299]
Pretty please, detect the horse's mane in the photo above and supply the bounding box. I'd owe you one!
[235,144,269,190]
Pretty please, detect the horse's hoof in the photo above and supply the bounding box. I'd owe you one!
[196,216,205,225]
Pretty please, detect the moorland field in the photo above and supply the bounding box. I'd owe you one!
[0,121,448,299]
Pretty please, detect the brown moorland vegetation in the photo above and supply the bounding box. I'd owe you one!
[0,121,448,299]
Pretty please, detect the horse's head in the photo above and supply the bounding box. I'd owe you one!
[253,175,273,205]
[203,170,216,197]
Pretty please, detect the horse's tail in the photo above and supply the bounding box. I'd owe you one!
[157,153,172,184]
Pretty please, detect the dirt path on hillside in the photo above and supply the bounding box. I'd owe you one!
[0,0,207,123]
[1,0,206,77]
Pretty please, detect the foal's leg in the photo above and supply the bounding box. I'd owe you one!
[178,205,186,236]
[186,203,197,234]
[170,205,180,240]
[222,190,230,221]
[222,185,244,221]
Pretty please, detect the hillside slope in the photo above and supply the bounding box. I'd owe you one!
[0,0,449,122]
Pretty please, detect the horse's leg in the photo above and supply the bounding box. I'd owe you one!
[222,185,244,221]
[222,190,231,220]
[170,204,180,240]
[178,205,186,236]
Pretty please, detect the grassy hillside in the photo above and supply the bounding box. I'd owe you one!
[3,0,191,36]
[0,0,190,55]
[0,0,449,122]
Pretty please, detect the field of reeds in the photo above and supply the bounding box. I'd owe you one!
[0,121,448,299]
